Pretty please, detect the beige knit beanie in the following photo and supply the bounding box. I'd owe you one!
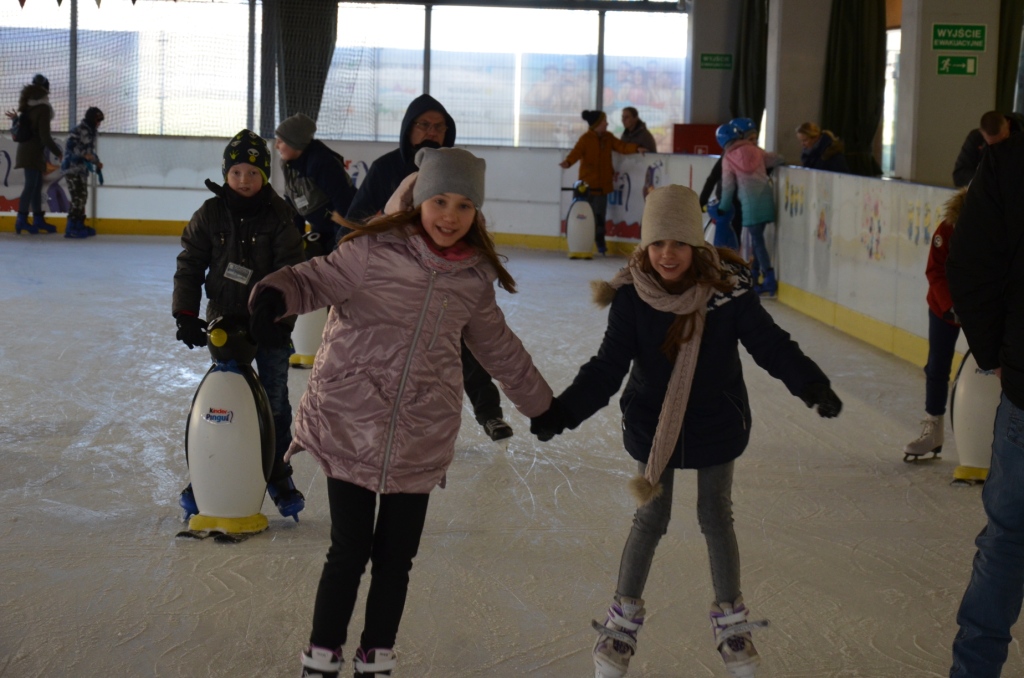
[639,185,707,249]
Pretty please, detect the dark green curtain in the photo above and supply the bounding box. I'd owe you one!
[730,0,768,123]
[820,0,885,177]
[277,0,338,123]
[997,0,1024,113]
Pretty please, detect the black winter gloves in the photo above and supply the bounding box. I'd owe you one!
[531,399,568,442]
[175,313,207,349]
[800,383,843,418]
[249,288,291,348]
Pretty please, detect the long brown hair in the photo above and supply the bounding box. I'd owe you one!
[637,245,746,360]
[337,208,518,293]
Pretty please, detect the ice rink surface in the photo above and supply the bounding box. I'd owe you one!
[0,234,1017,677]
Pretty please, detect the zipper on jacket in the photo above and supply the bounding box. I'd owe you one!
[427,296,449,350]
[380,270,437,492]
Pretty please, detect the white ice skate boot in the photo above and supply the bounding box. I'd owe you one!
[591,596,645,677]
[299,645,343,678]
[903,414,943,462]
[353,647,396,677]
[709,596,769,678]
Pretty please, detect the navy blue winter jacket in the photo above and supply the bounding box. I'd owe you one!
[557,266,829,469]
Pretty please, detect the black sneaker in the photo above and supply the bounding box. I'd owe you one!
[482,418,513,441]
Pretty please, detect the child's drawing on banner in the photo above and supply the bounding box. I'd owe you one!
[783,176,805,217]
[812,174,833,290]
[606,154,655,240]
[861,187,885,261]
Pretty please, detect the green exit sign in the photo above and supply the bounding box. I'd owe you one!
[699,53,733,70]
[938,55,977,76]
[932,24,986,51]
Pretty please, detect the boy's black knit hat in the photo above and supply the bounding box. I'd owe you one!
[222,129,271,182]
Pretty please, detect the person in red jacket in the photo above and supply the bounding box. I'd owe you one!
[903,188,966,460]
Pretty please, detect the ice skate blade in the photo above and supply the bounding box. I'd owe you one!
[903,450,941,463]
[594,662,627,678]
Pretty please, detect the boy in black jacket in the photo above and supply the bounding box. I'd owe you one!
[172,130,306,521]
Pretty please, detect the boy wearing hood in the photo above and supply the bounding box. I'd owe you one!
[344,95,514,443]
[5,74,63,235]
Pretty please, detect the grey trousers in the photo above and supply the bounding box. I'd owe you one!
[615,460,741,605]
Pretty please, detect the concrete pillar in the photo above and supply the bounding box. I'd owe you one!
[685,0,743,124]
[896,0,999,186]
[764,0,832,162]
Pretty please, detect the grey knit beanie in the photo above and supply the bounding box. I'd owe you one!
[275,113,316,151]
[412,147,486,208]
[640,185,706,249]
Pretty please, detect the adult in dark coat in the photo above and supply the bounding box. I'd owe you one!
[343,94,514,442]
[796,122,850,174]
[345,94,455,223]
[5,74,62,234]
[951,110,1024,187]
[620,107,657,152]
[946,132,1024,678]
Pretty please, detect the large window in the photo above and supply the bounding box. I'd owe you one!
[603,10,687,153]
[881,29,900,177]
[0,1,687,147]
[1,1,253,136]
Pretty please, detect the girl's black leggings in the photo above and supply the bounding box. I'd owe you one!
[310,477,430,652]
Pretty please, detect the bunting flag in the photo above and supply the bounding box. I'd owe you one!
[18,0,26,7]
[57,0,62,6]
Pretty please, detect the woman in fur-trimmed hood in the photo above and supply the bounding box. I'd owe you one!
[528,184,841,678]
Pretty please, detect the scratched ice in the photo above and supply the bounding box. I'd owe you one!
[0,235,1004,676]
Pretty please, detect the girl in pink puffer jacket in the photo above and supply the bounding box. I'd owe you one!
[249,147,553,678]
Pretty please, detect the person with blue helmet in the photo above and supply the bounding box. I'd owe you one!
[700,123,743,252]
[719,119,783,296]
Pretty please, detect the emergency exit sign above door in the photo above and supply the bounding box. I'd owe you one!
[932,24,986,51]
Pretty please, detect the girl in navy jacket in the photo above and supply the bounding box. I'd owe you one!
[531,185,842,678]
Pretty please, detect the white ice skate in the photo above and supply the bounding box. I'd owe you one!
[592,596,645,677]
[903,414,943,462]
[709,597,768,678]
[354,647,396,676]
[300,645,343,678]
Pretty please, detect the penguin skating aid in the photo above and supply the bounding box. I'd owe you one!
[176,317,276,540]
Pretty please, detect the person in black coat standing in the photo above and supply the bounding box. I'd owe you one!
[530,185,841,678]
[345,94,514,442]
[951,110,1024,187]
[946,132,1024,678]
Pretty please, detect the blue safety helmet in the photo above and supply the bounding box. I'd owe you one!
[730,117,757,136]
[715,123,741,150]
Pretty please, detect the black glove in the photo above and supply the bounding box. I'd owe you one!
[800,383,842,418]
[531,399,567,442]
[249,288,291,348]
[175,313,207,349]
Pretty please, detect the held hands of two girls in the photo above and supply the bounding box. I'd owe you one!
[800,383,843,418]
[530,398,568,442]
[249,287,291,348]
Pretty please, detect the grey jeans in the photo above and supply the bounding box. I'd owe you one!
[616,460,741,604]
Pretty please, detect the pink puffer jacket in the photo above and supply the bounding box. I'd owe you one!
[250,228,553,494]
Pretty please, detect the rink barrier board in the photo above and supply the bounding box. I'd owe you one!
[0,132,968,376]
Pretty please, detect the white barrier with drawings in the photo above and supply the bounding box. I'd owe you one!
[773,165,967,356]
[0,129,969,356]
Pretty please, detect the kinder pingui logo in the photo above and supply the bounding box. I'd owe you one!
[203,408,234,424]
